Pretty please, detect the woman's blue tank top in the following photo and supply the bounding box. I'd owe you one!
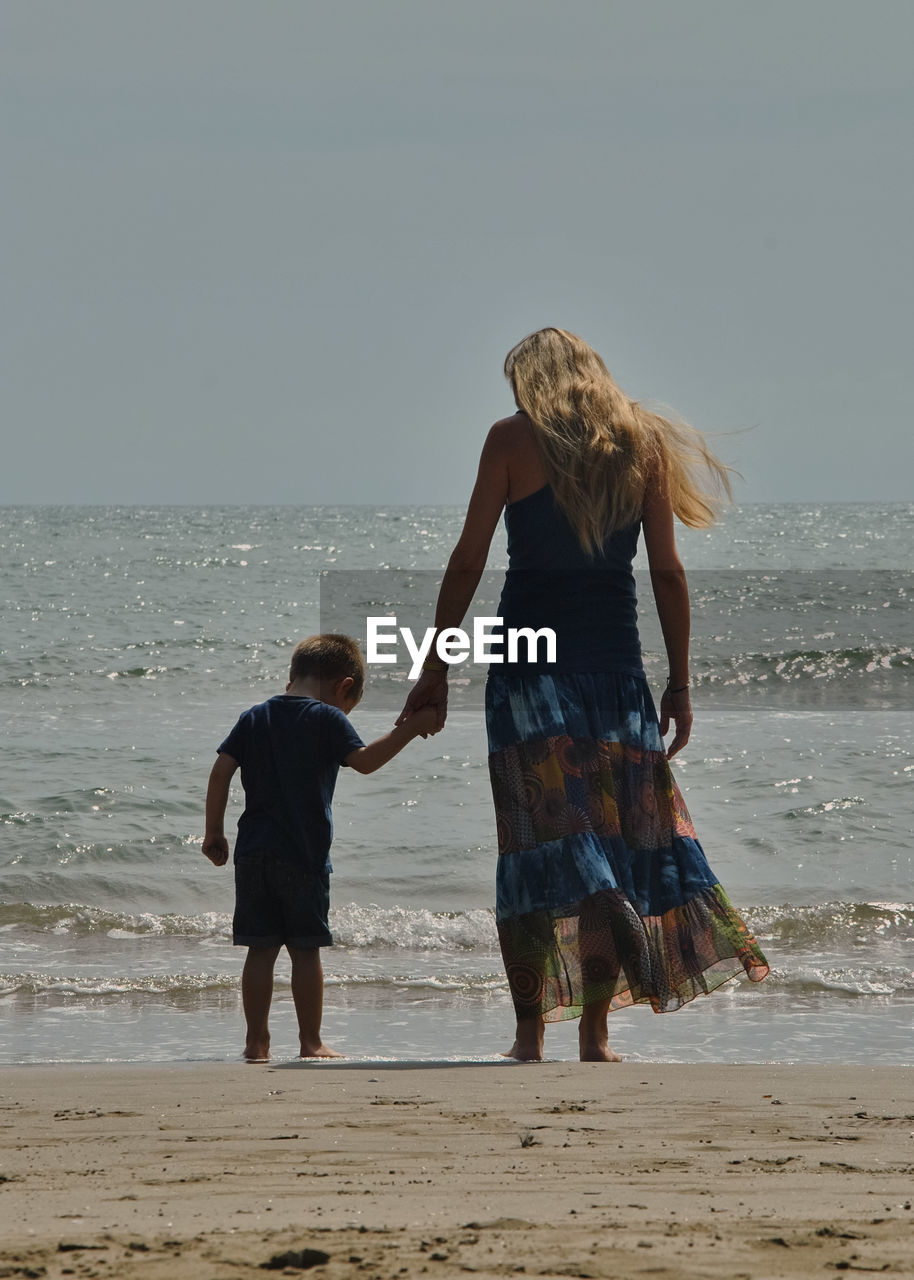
[496,484,643,676]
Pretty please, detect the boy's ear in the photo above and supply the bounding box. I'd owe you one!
[286,680,292,692]
[336,675,361,707]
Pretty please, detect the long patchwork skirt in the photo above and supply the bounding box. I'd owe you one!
[486,670,770,1022]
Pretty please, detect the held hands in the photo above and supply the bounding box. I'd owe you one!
[202,833,229,866]
[659,685,692,760]
[395,668,449,731]
[410,704,444,739]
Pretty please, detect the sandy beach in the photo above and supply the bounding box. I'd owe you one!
[1,1061,911,1278]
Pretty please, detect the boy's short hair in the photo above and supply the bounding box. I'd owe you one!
[290,634,365,699]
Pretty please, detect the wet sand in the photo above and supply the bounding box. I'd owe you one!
[1,1061,912,1278]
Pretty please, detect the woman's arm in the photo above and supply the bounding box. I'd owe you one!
[641,481,693,759]
[396,423,511,727]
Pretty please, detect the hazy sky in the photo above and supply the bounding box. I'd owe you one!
[2,1,912,505]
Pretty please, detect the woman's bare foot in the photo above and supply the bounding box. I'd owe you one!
[244,1040,270,1062]
[579,1000,621,1061]
[299,1041,343,1059]
[502,1042,543,1061]
[502,1016,544,1061]
[578,1036,622,1063]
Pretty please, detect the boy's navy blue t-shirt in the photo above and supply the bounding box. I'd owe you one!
[218,695,365,872]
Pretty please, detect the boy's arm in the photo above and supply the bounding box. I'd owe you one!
[345,706,439,776]
[203,752,239,865]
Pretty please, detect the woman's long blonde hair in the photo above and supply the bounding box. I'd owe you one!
[504,327,733,555]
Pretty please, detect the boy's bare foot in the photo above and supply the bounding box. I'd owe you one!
[299,1042,343,1058]
[244,1041,271,1062]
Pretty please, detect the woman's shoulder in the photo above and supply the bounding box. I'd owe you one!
[486,412,546,504]
[487,411,533,445]
[485,412,542,466]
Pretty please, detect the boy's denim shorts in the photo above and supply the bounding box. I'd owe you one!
[233,855,332,949]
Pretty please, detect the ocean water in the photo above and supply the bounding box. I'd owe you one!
[1,503,912,1064]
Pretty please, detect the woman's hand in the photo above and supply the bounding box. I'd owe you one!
[395,668,449,730]
[659,685,692,759]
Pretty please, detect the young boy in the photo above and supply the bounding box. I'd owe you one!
[203,633,439,1061]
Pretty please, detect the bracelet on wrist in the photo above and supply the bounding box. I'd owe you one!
[666,678,690,695]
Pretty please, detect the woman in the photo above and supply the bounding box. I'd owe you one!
[398,328,769,1061]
